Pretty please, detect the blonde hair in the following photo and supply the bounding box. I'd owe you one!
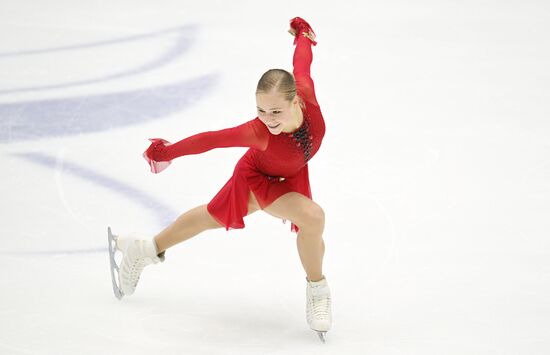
[256,69,296,102]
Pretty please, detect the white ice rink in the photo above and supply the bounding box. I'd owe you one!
[1,0,549,354]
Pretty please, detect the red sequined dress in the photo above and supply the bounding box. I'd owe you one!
[144,26,325,233]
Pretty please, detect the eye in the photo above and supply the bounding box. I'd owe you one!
[272,111,281,114]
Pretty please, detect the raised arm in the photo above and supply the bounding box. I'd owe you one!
[144,118,269,173]
[290,17,319,107]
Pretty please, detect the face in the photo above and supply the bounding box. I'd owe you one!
[256,92,298,135]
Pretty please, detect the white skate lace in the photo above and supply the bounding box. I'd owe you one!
[310,286,331,319]
[128,257,148,287]
[124,245,156,289]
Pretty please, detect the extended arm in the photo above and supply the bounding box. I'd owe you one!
[144,119,269,173]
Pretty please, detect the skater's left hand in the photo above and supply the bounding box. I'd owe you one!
[288,17,317,45]
[288,27,316,42]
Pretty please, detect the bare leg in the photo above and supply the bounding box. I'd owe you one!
[154,205,222,253]
[296,222,325,282]
[261,192,326,281]
[155,192,261,253]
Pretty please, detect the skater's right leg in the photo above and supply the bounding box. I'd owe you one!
[154,204,223,253]
[155,191,261,252]
[115,194,260,297]
[115,204,221,297]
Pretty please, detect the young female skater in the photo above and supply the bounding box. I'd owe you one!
[111,17,331,341]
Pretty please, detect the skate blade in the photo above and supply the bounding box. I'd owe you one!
[317,331,327,343]
[108,227,124,300]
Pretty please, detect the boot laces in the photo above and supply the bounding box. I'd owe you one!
[310,286,331,318]
[128,256,148,287]
[125,242,155,287]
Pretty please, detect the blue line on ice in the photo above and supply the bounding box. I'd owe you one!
[0,25,198,95]
[12,151,178,226]
[1,152,178,255]
[0,74,218,143]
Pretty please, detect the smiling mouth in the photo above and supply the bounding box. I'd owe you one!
[268,124,280,129]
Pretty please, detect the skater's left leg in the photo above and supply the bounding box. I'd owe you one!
[261,192,326,281]
[261,192,331,338]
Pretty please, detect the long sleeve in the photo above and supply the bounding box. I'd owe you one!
[144,118,269,173]
[293,34,319,107]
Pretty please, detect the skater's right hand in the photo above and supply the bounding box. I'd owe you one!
[143,138,172,174]
[145,138,170,161]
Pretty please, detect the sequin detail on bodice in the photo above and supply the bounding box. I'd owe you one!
[286,116,313,163]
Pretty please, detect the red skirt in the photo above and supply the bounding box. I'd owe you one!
[207,153,312,233]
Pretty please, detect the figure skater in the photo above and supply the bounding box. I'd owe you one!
[110,17,331,341]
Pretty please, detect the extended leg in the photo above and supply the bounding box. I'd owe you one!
[155,192,261,252]
[154,204,223,252]
[110,195,261,299]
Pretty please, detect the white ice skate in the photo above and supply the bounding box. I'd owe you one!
[306,276,332,343]
[107,227,164,299]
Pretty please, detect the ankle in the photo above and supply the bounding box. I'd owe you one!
[307,275,325,283]
[153,237,166,261]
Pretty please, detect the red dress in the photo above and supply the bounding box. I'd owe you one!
[145,34,325,233]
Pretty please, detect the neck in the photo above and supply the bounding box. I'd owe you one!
[283,104,304,133]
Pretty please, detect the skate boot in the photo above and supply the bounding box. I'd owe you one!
[306,276,332,343]
[107,227,164,299]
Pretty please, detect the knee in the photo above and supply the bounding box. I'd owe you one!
[298,204,325,232]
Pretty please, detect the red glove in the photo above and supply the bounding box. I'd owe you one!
[289,17,317,46]
[143,138,172,174]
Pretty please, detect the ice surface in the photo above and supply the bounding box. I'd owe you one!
[1,0,549,354]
